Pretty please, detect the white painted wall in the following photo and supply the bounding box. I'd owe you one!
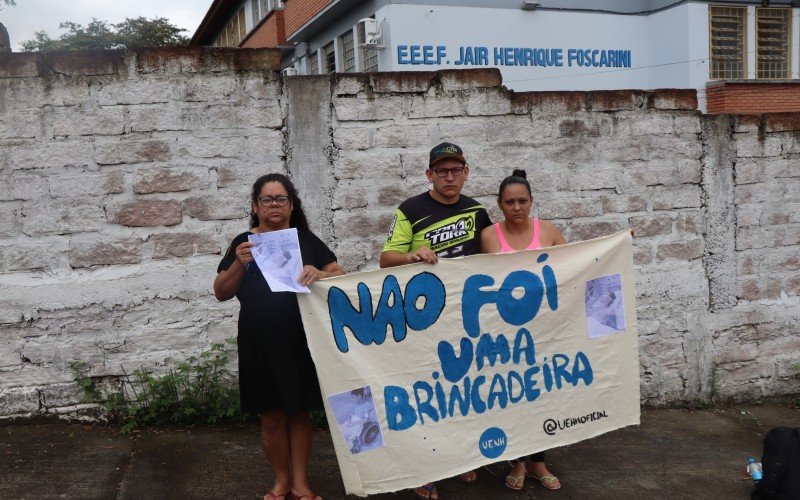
[686,3,711,87]
[792,8,800,79]
[378,3,650,91]
[296,1,800,112]
[646,3,692,89]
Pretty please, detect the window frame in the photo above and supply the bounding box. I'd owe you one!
[361,48,379,73]
[755,7,791,79]
[252,0,261,25]
[237,8,246,43]
[340,29,356,73]
[357,16,379,72]
[309,50,320,75]
[322,41,336,74]
[708,5,748,80]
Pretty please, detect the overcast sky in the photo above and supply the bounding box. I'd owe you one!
[1,0,211,51]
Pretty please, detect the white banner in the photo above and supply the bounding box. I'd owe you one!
[298,231,640,496]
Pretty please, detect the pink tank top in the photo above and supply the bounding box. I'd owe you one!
[494,218,541,253]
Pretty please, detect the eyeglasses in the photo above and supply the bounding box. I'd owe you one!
[431,166,466,178]
[258,195,290,207]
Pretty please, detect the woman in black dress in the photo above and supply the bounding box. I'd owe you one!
[214,173,344,500]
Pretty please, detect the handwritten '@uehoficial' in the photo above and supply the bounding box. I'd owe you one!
[327,252,594,432]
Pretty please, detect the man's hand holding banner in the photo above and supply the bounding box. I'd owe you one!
[298,231,640,496]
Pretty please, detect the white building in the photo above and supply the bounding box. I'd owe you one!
[193,1,800,113]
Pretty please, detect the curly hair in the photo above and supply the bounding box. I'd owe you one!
[248,173,310,231]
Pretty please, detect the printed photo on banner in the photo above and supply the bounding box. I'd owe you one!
[328,386,384,455]
[584,273,626,339]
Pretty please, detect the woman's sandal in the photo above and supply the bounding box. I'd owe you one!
[264,491,289,500]
[505,472,525,491]
[529,473,561,490]
[412,482,438,500]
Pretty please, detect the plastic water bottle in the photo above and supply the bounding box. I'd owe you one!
[747,457,763,483]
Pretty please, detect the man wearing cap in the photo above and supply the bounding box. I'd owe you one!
[380,142,491,268]
[379,142,491,498]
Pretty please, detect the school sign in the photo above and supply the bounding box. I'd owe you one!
[298,231,640,496]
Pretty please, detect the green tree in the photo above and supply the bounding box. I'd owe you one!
[114,16,189,48]
[20,16,188,52]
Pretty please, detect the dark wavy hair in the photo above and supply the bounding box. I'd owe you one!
[498,169,532,198]
[249,173,310,231]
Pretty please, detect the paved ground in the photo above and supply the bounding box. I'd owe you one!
[1,403,798,499]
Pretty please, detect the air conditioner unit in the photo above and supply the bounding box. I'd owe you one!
[358,18,384,49]
[283,67,297,76]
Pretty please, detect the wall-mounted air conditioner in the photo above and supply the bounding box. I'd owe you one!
[358,18,384,49]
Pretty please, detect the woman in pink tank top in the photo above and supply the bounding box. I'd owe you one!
[480,169,566,492]
[481,169,566,254]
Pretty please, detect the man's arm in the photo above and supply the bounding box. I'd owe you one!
[380,208,439,267]
[380,248,438,268]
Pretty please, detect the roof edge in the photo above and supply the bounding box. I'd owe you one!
[191,0,242,46]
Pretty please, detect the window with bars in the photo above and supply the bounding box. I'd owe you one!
[237,8,246,42]
[226,23,235,46]
[217,7,246,46]
[218,1,284,47]
[362,49,379,72]
[309,51,320,75]
[323,42,336,73]
[357,17,379,72]
[709,6,747,79]
[340,30,356,72]
[253,0,282,23]
[756,7,791,79]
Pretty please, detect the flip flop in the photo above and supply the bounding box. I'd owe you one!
[290,491,322,500]
[412,482,438,500]
[530,473,561,490]
[264,491,288,500]
[505,473,525,491]
[455,470,477,484]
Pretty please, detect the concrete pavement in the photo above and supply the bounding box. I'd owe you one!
[2,403,798,499]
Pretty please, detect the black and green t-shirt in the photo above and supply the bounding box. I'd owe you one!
[383,192,492,258]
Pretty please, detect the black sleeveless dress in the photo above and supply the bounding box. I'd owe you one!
[218,229,337,416]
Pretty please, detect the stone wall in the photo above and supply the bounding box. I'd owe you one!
[0,48,285,417]
[0,48,797,419]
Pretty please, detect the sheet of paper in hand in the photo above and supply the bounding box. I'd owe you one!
[298,231,640,496]
[248,228,309,293]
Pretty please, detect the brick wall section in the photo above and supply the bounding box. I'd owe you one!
[324,71,797,406]
[241,11,286,48]
[283,0,332,38]
[0,52,798,419]
[707,81,800,115]
[714,112,800,401]
[0,47,285,417]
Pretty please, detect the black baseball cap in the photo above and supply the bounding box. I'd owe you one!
[429,142,465,168]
